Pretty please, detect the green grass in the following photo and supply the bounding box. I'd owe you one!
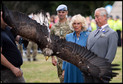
[21,55,60,83]
[21,47,122,83]
[110,47,122,83]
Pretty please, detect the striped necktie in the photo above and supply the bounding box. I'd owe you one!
[94,28,101,36]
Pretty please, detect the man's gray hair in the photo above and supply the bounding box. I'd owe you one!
[95,7,108,18]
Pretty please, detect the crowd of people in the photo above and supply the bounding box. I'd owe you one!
[48,11,122,47]
[15,4,122,62]
[46,7,122,47]
[1,4,122,83]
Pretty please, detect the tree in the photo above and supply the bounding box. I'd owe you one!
[2,1,114,17]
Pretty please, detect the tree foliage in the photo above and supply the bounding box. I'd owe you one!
[2,1,114,17]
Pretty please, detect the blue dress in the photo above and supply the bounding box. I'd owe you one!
[62,31,90,83]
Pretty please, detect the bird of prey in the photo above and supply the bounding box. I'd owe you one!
[2,4,120,83]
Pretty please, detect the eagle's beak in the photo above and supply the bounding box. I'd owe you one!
[45,56,49,61]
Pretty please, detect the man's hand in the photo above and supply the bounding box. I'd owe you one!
[62,70,65,80]
[52,56,57,66]
[11,67,23,77]
[1,52,23,77]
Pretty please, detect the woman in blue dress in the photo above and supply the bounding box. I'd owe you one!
[62,14,90,83]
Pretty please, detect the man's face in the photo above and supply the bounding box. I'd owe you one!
[57,10,68,20]
[94,10,105,27]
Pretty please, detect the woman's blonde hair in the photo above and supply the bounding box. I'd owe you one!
[70,14,88,31]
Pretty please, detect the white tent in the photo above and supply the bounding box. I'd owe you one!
[110,1,122,20]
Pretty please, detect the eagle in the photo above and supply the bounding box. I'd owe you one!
[2,4,120,83]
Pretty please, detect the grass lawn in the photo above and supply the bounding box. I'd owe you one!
[110,47,122,83]
[21,47,122,83]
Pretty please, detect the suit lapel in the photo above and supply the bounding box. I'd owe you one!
[89,25,109,50]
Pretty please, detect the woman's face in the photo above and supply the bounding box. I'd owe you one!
[72,21,82,32]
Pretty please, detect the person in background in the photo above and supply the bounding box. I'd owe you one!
[26,41,38,61]
[114,15,122,47]
[86,16,92,32]
[49,15,55,29]
[91,19,97,31]
[16,39,24,57]
[26,15,38,61]
[62,14,90,83]
[107,15,115,31]
[87,7,118,83]
[1,11,25,83]
[50,4,73,83]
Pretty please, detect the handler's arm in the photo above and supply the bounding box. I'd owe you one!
[1,48,23,77]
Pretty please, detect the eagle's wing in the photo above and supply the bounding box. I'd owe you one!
[2,4,51,50]
[50,34,120,83]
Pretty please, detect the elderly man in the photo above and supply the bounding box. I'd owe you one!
[50,4,72,83]
[86,7,118,83]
